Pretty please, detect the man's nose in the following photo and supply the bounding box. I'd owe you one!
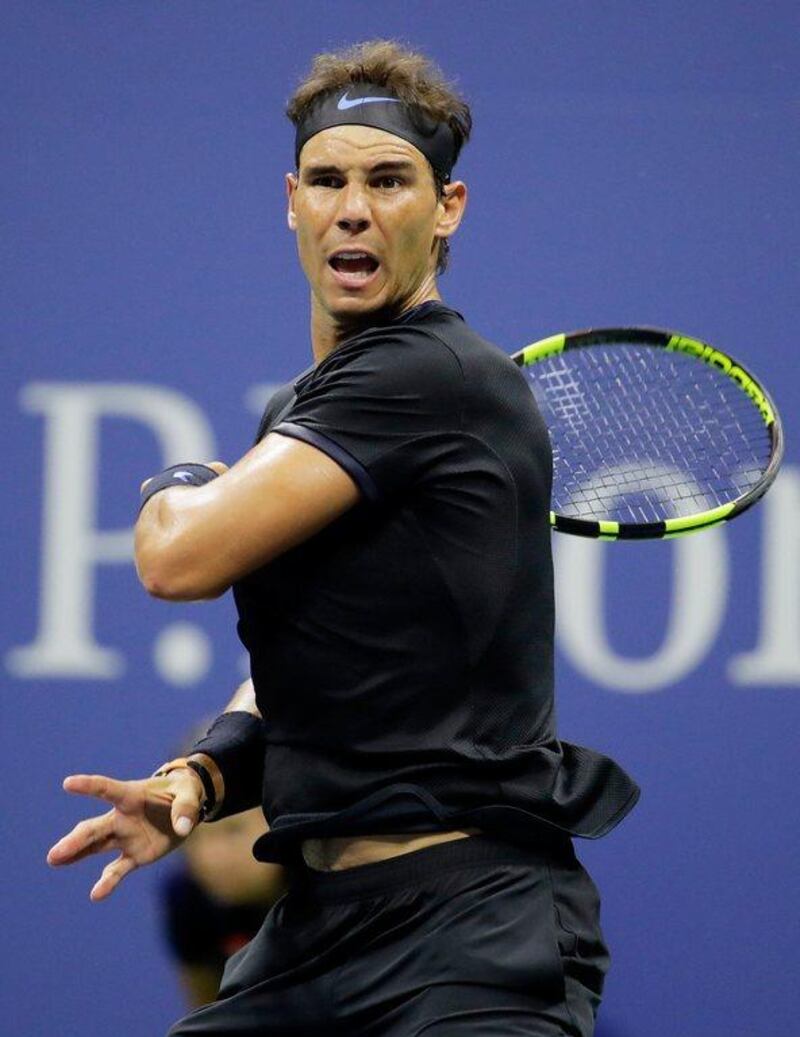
[336,183,371,233]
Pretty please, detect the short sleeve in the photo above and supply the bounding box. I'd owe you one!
[273,332,464,501]
[252,382,297,445]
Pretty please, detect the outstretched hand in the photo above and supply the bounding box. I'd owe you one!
[47,769,205,901]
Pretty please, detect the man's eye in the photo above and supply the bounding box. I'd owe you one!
[311,176,342,188]
[374,176,403,189]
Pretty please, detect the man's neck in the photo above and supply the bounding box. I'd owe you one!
[310,280,441,365]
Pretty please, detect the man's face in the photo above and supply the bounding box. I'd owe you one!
[286,125,459,321]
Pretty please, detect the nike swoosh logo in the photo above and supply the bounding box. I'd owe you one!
[172,471,193,482]
[337,91,402,110]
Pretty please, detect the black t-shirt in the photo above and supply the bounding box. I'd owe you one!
[234,302,638,863]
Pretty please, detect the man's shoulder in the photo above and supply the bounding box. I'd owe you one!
[309,306,467,387]
[411,305,522,388]
[290,303,518,410]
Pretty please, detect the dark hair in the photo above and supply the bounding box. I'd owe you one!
[286,40,471,273]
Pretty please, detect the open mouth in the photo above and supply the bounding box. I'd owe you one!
[328,251,380,280]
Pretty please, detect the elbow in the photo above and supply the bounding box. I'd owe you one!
[137,554,227,602]
[135,540,184,600]
[135,496,180,598]
[135,522,227,602]
[137,561,183,601]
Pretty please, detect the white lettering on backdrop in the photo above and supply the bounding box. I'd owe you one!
[555,526,729,692]
[6,384,215,679]
[553,465,730,692]
[554,466,799,691]
[728,467,800,684]
[6,383,799,690]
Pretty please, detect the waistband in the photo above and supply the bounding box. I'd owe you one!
[294,832,573,904]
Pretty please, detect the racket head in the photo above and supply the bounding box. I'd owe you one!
[513,327,784,540]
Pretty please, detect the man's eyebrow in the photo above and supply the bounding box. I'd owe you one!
[368,160,416,174]
[301,160,417,178]
[302,164,341,178]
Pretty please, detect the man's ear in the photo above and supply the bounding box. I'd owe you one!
[286,172,298,230]
[435,180,468,240]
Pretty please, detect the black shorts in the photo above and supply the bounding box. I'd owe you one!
[167,834,609,1036]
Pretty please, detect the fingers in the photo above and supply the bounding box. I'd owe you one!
[90,854,136,902]
[62,773,134,808]
[51,831,116,866]
[47,810,115,866]
[48,813,136,902]
[169,769,204,838]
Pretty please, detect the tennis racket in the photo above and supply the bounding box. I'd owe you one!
[513,327,784,540]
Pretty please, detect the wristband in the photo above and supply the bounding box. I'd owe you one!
[139,463,219,513]
[185,758,219,821]
[152,754,222,822]
[188,711,266,822]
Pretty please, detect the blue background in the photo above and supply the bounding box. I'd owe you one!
[3,3,798,1034]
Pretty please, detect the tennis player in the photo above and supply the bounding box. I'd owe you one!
[48,41,639,1036]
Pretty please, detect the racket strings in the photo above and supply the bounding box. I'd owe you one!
[526,345,771,524]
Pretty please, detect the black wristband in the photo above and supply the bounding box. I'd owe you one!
[188,711,266,822]
[139,463,219,513]
[185,759,218,821]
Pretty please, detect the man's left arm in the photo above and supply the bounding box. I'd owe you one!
[135,433,360,601]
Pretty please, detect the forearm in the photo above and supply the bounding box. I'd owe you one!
[187,679,266,821]
[184,679,261,813]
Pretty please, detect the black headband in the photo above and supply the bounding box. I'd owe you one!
[294,83,458,179]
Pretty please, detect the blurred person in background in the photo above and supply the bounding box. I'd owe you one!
[160,724,285,1007]
[49,39,638,1036]
[163,807,285,1007]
